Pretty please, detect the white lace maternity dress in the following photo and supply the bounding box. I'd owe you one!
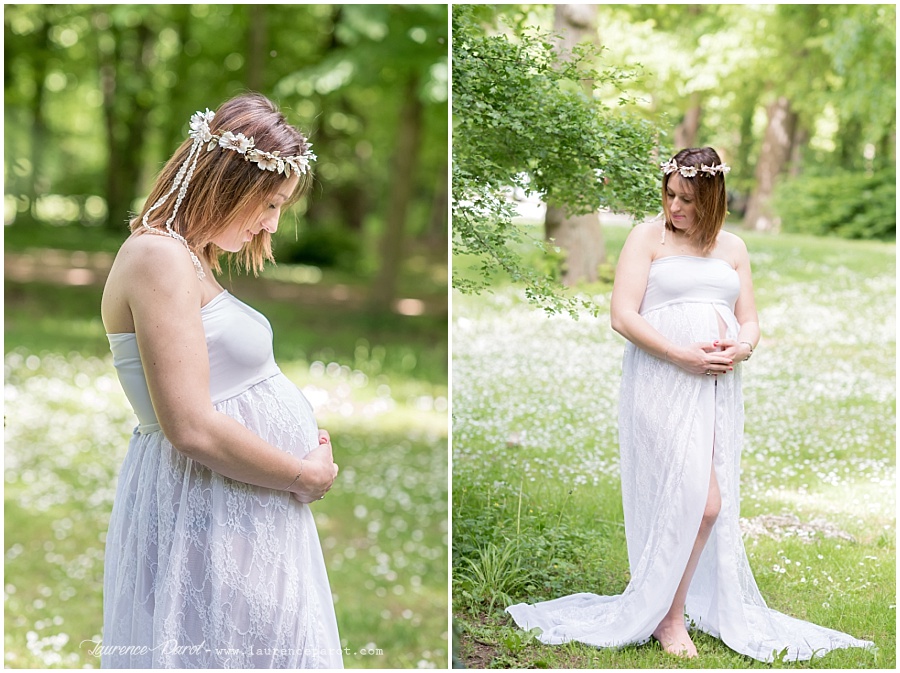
[507,255,874,662]
[103,290,343,668]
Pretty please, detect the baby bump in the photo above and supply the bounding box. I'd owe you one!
[643,302,738,346]
[216,374,319,460]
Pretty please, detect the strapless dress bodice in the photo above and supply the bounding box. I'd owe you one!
[640,255,740,315]
[107,291,281,433]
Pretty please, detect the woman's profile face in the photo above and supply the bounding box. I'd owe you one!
[665,174,697,233]
[212,174,300,253]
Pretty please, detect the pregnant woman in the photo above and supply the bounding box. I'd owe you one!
[506,147,874,662]
[100,93,343,668]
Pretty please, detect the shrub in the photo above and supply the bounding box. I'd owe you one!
[773,168,895,240]
[277,225,360,268]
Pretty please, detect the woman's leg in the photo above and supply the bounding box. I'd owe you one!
[653,462,721,656]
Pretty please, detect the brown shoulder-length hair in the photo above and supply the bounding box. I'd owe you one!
[131,93,313,275]
[662,147,728,254]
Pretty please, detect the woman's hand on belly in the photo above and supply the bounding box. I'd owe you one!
[291,432,339,503]
[711,339,746,363]
[671,342,734,376]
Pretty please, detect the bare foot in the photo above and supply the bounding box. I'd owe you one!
[652,621,698,658]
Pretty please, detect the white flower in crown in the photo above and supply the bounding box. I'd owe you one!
[700,164,718,176]
[719,163,731,174]
[660,158,678,175]
[254,153,280,172]
[679,165,699,178]
[286,155,311,177]
[189,108,215,142]
[219,131,253,154]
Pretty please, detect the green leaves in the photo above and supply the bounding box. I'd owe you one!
[772,168,896,240]
[452,6,660,316]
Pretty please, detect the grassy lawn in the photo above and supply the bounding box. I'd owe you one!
[4,253,448,668]
[452,223,894,668]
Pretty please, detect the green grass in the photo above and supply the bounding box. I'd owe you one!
[4,260,448,668]
[452,224,894,668]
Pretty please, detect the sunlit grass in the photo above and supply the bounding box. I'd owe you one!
[452,227,894,669]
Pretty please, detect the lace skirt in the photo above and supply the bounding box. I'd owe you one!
[101,374,343,668]
[508,301,873,661]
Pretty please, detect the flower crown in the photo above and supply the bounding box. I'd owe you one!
[141,107,316,280]
[661,157,730,178]
[189,108,316,178]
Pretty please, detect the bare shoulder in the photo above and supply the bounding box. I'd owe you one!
[716,229,750,264]
[114,233,201,292]
[630,219,665,241]
[103,233,202,332]
[624,219,664,251]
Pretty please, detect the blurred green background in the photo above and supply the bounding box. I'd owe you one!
[5,3,448,309]
[5,3,448,668]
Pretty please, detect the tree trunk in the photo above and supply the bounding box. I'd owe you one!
[743,96,797,232]
[729,98,758,219]
[369,75,423,310]
[99,20,126,230]
[160,5,194,156]
[27,14,51,218]
[122,22,154,220]
[674,92,702,150]
[247,5,267,91]
[544,3,605,286]
[304,5,347,230]
[545,206,605,284]
[788,125,808,178]
[426,157,448,245]
[99,18,155,231]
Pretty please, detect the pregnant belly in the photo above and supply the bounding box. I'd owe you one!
[647,302,736,340]
[217,374,320,459]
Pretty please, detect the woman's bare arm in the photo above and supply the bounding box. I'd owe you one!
[716,233,760,363]
[124,236,336,502]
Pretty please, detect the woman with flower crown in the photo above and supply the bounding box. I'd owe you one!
[507,147,873,662]
[100,93,343,668]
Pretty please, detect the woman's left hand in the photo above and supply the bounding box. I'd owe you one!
[715,339,751,363]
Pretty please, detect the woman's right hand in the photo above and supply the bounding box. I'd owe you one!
[671,342,734,377]
[291,436,339,504]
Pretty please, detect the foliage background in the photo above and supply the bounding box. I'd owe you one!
[451,4,895,312]
[578,3,895,237]
[5,3,449,669]
[5,3,448,307]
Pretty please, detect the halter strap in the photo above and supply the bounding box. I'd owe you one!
[141,134,206,279]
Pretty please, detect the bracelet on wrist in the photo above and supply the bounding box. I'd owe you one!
[283,460,304,491]
[739,341,754,360]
